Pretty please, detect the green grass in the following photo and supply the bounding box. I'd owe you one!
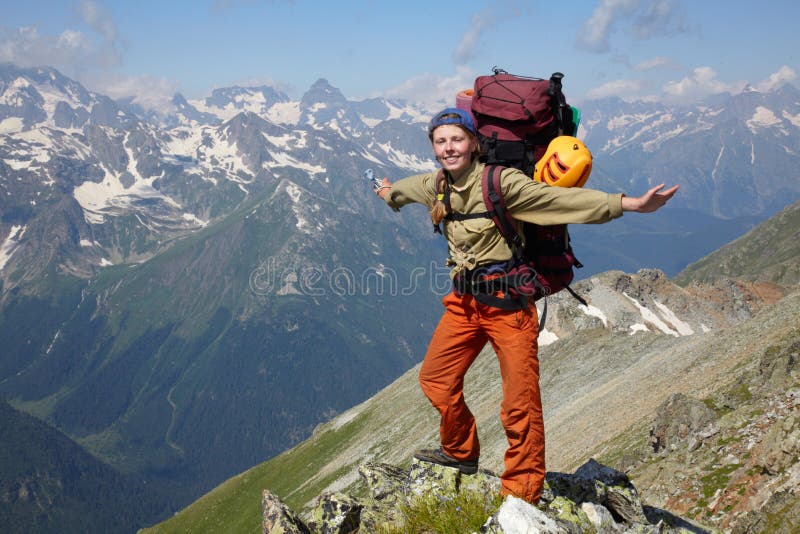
[700,462,741,499]
[142,413,371,533]
[378,489,504,534]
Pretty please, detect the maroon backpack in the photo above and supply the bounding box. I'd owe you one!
[471,69,576,175]
[437,69,586,319]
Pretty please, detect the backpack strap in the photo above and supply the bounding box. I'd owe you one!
[481,165,523,254]
[434,169,493,234]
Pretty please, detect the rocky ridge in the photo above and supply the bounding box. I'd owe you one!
[262,458,713,534]
[610,320,800,532]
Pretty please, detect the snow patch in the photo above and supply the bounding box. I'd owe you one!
[182,213,208,226]
[629,323,650,335]
[578,303,608,328]
[267,101,301,125]
[538,328,559,346]
[783,110,800,127]
[0,117,24,134]
[377,141,437,172]
[0,225,26,270]
[267,150,326,176]
[747,106,781,131]
[653,300,694,335]
[623,293,681,337]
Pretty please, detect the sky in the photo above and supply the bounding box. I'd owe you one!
[1,0,798,114]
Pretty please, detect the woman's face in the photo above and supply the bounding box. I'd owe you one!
[431,124,478,178]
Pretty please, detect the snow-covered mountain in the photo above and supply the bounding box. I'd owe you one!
[580,85,800,218]
[1,63,799,516]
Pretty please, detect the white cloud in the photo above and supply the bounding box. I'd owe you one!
[632,0,688,40]
[586,78,648,100]
[663,66,746,102]
[756,65,797,92]
[577,0,689,53]
[0,2,174,115]
[384,66,476,111]
[90,74,179,115]
[0,26,96,70]
[0,1,121,74]
[452,10,497,65]
[79,0,119,46]
[577,0,639,53]
[633,56,679,71]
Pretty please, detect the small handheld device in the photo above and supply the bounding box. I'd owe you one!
[363,168,383,191]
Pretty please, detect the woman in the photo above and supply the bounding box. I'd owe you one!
[375,107,678,504]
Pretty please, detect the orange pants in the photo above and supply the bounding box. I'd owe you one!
[419,291,544,503]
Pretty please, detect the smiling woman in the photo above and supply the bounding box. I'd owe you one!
[371,104,678,505]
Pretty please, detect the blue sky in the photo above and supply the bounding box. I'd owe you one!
[1,0,798,112]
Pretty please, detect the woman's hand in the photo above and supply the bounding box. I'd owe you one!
[375,177,392,199]
[621,183,679,213]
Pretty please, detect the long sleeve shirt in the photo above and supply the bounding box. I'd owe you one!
[384,160,623,276]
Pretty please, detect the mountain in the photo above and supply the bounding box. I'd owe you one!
[1,63,800,525]
[144,204,799,533]
[0,64,445,510]
[580,84,800,219]
[0,398,171,533]
[673,200,800,286]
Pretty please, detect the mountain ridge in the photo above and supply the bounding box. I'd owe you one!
[1,63,799,527]
[143,201,798,532]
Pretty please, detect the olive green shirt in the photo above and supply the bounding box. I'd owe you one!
[384,160,624,276]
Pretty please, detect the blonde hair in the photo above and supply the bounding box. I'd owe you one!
[429,178,448,227]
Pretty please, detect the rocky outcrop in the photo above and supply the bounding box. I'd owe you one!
[650,393,719,453]
[261,458,712,534]
[620,328,800,532]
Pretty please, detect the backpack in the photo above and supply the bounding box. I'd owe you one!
[438,69,587,322]
[470,68,576,176]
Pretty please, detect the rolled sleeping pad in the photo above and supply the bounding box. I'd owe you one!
[455,89,476,126]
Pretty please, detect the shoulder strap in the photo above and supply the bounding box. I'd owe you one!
[434,169,493,233]
[481,165,523,252]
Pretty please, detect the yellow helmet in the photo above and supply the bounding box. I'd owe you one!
[534,136,592,188]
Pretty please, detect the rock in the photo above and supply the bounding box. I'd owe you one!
[548,496,594,532]
[408,457,460,497]
[460,467,502,496]
[650,393,718,453]
[306,492,362,534]
[356,463,409,531]
[481,496,571,534]
[581,501,617,531]
[262,458,708,534]
[750,415,799,475]
[262,490,311,534]
[358,462,407,505]
[544,459,649,526]
[731,490,800,534]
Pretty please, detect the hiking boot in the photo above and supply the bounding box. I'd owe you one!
[413,448,478,474]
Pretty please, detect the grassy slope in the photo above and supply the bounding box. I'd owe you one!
[673,200,800,286]
[144,291,800,533]
[145,202,800,533]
